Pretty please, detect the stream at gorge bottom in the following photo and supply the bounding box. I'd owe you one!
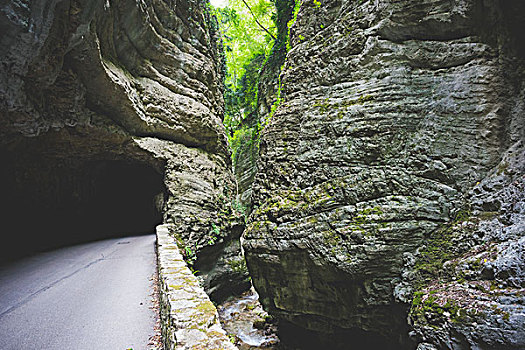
[217,288,280,349]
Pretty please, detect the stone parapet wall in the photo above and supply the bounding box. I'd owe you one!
[156,225,238,350]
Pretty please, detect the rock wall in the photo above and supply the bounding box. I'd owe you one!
[157,224,238,350]
[0,0,248,298]
[243,0,525,348]
[232,112,259,208]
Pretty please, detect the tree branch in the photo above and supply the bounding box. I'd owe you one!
[240,0,276,41]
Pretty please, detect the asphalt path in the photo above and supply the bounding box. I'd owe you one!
[0,234,157,350]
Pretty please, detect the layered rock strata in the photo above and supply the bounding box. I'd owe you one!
[243,0,525,348]
[0,0,248,298]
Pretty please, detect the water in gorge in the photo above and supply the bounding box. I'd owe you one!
[217,288,280,349]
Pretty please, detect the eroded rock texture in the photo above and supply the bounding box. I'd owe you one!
[0,0,249,299]
[243,0,525,348]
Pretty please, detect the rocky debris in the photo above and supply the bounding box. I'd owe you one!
[410,280,525,349]
[408,146,525,349]
[242,0,525,348]
[416,344,438,350]
[0,0,248,297]
[157,225,239,350]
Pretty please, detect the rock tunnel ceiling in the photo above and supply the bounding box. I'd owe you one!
[0,137,166,262]
[0,0,249,300]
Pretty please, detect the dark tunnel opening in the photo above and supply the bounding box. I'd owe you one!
[0,149,165,263]
[83,161,165,237]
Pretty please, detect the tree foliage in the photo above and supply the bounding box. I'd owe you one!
[213,0,277,135]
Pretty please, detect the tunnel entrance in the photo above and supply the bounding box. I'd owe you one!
[0,147,165,263]
[82,161,165,238]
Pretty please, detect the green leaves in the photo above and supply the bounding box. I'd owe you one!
[214,0,276,89]
[213,0,276,135]
[212,0,282,163]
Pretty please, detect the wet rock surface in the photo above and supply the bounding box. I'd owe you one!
[242,0,525,348]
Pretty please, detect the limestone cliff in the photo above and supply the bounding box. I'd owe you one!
[242,0,525,348]
[0,0,249,300]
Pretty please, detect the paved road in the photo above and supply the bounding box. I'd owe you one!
[0,234,158,350]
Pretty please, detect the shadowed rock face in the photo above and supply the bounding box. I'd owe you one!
[242,0,525,348]
[0,0,249,299]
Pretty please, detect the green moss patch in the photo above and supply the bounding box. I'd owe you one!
[413,209,472,288]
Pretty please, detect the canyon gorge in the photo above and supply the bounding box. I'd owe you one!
[1,0,524,349]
